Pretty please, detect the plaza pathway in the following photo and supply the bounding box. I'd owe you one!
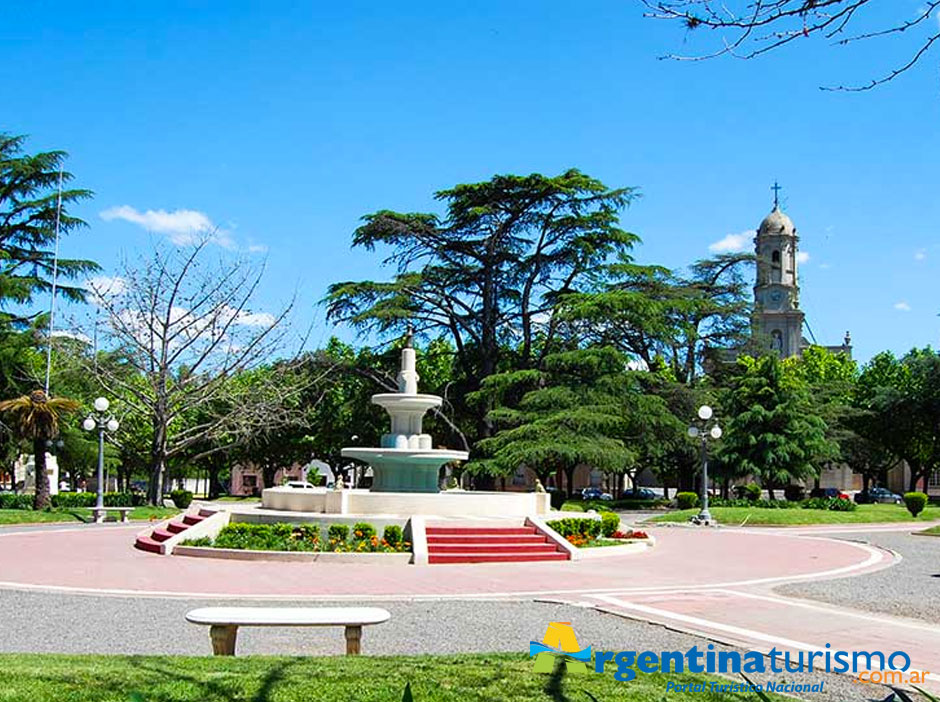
[0,522,889,599]
[1,518,937,694]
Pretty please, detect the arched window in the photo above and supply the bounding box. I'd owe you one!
[771,249,782,282]
[771,330,783,353]
[771,250,781,264]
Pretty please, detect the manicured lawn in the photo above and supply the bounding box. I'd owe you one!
[214,495,261,502]
[916,525,940,536]
[648,503,940,526]
[0,653,795,702]
[0,506,178,525]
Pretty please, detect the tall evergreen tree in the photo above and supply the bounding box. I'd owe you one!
[325,170,639,441]
[718,354,837,497]
[470,347,683,495]
[0,134,97,325]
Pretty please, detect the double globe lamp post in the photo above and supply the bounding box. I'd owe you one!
[82,397,119,515]
[687,404,722,525]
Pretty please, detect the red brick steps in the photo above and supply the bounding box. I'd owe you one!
[134,507,215,555]
[426,524,568,564]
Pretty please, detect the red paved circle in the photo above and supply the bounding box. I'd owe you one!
[0,524,891,599]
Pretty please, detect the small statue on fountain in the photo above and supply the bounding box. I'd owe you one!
[534,479,546,493]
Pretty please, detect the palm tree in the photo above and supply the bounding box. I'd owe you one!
[0,389,79,509]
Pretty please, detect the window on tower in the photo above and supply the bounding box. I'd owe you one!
[772,250,781,263]
[771,249,782,283]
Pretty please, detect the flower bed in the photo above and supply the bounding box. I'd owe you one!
[182,521,410,554]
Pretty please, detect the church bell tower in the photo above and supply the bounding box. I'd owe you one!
[753,183,805,358]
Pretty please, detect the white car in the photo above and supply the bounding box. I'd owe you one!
[286,481,319,490]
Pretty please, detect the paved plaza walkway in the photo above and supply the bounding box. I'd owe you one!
[1,518,936,695]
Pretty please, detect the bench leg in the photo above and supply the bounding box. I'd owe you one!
[344,625,362,655]
[210,625,238,655]
[120,511,129,523]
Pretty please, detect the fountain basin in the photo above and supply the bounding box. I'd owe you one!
[341,447,468,492]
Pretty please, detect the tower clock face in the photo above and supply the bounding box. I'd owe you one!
[769,290,783,307]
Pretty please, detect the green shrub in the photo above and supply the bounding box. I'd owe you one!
[0,493,34,510]
[733,483,762,501]
[352,522,376,541]
[181,536,212,547]
[383,525,403,547]
[710,497,794,509]
[676,492,699,510]
[169,490,193,509]
[904,492,928,518]
[545,517,602,539]
[51,491,146,508]
[827,497,857,512]
[212,523,320,552]
[328,523,349,543]
[801,497,856,511]
[783,484,806,502]
[599,511,620,537]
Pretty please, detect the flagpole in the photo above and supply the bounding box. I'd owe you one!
[44,167,64,395]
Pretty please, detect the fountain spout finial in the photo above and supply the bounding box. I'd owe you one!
[398,325,419,394]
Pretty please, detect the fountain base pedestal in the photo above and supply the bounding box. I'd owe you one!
[261,487,550,518]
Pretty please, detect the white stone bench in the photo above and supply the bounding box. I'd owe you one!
[88,506,135,523]
[185,606,391,656]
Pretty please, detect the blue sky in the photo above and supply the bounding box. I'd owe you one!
[3,1,938,363]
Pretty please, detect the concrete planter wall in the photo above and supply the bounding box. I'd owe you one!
[173,545,414,564]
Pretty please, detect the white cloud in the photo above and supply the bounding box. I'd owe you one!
[100,205,235,248]
[894,301,911,312]
[709,230,753,253]
[51,330,91,343]
[819,263,831,270]
[797,251,810,264]
[915,248,927,261]
[85,275,127,304]
[233,310,276,327]
[247,243,268,254]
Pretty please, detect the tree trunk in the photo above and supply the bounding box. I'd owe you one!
[32,439,51,510]
[262,461,278,488]
[208,464,223,499]
[563,465,576,498]
[148,418,168,505]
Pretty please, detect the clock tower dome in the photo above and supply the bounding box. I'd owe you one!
[753,184,805,358]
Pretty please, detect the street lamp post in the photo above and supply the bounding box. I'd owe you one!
[687,404,722,525]
[82,397,119,518]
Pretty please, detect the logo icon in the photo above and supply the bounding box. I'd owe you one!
[530,621,592,674]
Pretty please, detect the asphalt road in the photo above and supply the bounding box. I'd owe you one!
[777,529,940,623]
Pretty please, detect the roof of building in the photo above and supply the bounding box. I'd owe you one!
[758,206,796,237]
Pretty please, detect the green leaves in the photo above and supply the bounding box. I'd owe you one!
[0,133,98,323]
[718,354,837,488]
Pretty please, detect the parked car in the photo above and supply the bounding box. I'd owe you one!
[810,487,850,500]
[286,481,319,490]
[580,487,613,501]
[854,487,903,505]
[620,487,657,500]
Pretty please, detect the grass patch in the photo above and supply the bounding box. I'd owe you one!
[915,525,940,536]
[648,503,940,525]
[577,537,645,548]
[0,652,796,702]
[213,495,261,502]
[0,506,178,525]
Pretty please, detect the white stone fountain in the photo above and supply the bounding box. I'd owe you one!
[341,335,468,492]
[259,334,549,518]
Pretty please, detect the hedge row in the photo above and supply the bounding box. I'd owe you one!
[52,492,148,508]
[0,492,150,510]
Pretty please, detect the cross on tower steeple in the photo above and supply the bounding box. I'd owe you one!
[771,181,782,209]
